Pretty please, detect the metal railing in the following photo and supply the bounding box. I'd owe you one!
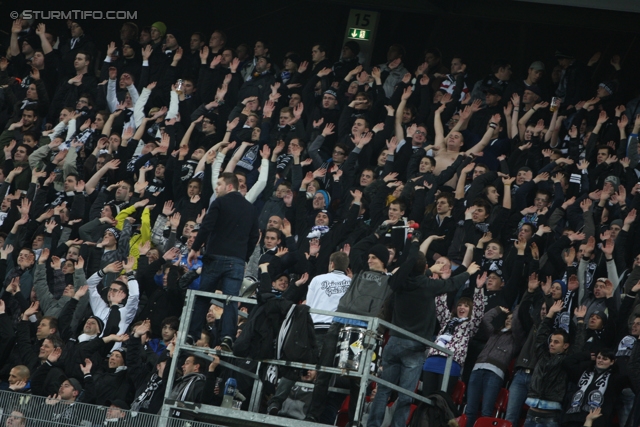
[158,290,455,427]
[0,389,224,427]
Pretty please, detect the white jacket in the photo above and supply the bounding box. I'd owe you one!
[87,270,140,349]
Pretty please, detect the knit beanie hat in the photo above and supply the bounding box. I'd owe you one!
[369,244,389,266]
[105,227,121,241]
[591,310,608,323]
[610,219,623,229]
[111,347,126,358]
[151,22,167,37]
[604,175,620,187]
[553,279,567,298]
[324,88,338,99]
[166,28,183,44]
[315,209,333,223]
[599,80,618,96]
[107,203,121,216]
[88,315,105,334]
[316,190,331,208]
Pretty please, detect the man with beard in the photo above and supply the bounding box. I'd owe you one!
[237,56,276,104]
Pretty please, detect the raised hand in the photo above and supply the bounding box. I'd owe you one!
[567,274,579,291]
[563,247,576,266]
[48,346,63,363]
[476,271,488,288]
[601,238,614,257]
[478,231,493,245]
[163,247,181,262]
[467,262,481,276]
[574,305,587,319]
[123,256,135,273]
[134,319,151,338]
[528,272,539,292]
[322,122,336,137]
[295,272,309,287]
[103,261,123,274]
[548,299,563,316]
[313,167,327,179]
[308,238,321,258]
[22,301,40,320]
[580,198,592,212]
[386,136,399,153]
[80,358,93,375]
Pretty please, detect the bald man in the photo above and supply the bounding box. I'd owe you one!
[8,365,30,392]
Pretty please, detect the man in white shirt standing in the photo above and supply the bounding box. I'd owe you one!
[306,252,351,335]
[267,251,351,415]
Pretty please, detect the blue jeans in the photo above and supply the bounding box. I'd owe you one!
[465,368,503,427]
[506,369,532,425]
[367,336,426,427]
[618,387,635,427]
[523,411,560,427]
[189,255,245,339]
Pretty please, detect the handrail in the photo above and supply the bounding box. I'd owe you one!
[158,289,456,426]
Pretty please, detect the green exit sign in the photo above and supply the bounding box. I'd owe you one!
[348,28,371,40]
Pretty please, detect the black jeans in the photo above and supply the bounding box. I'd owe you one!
[421,371,458,397]
[306,323,361,422]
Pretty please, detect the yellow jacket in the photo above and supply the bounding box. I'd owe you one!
[115,205,152,269]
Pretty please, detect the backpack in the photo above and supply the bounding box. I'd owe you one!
[234,294,293,360]
[408,391,458,427]
[279,304,318,364]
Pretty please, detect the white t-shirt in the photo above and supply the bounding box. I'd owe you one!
[306,270,351,328]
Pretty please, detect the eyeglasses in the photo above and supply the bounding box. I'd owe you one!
[108,288,122,293]
[333,150,345,155]
[414,130,426,136]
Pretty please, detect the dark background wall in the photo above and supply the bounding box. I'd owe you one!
[1,0,638,98]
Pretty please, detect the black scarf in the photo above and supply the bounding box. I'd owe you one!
[567,367,611,414]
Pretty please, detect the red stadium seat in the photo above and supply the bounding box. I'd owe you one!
[456,414,467,427]
[335,396,350,427]
[406,404,418,425]
[452,380,466,411]
[493,388,509,418]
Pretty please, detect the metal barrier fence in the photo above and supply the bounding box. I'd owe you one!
[158,290,455,427]
[0,290,454,427]
[0,389,225,427]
